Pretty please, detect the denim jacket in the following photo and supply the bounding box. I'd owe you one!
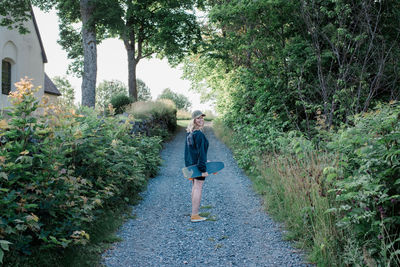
[184,130,209,172]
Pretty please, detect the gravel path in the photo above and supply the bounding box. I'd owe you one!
[102,125,311,267]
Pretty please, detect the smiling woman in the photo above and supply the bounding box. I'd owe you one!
[184,110,209,222]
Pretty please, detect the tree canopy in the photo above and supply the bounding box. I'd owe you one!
[137,79,152,101]
[0,0,54,34]
[52,76,75,106]
[157,88,191,110]
[2,0,202,107]
[185,0,400,133]
[95,79,152,109]
[1,0,105,107]
[101,0,202,101]
[95,80,128,110]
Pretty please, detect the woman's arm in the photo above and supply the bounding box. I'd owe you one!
[195,132,208,175]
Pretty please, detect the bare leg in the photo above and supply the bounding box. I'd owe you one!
[191,179,204,215]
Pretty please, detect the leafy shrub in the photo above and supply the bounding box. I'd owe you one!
[220,113,285,170]
[327,102,400,266]
[214,118,341,266]
[110,94,132,114]
[203,110,217,121]
[157,88,191,110]
[0,79,90,263]
[128,99,176,118]
[126,100,177,137]
[0,78,167,265]
[214,102,400,266]
[177,109,191,120]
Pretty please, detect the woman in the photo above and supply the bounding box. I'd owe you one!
[184,110,209,222]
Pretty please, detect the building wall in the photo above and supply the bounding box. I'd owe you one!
[0,17,45,110]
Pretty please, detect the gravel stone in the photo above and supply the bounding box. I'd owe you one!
[102,125,313,267]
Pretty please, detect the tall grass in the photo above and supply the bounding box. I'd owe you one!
[177,109,191,120]
[213,120,343,266]
[177,119,190,128]
[126,99,176,120]
[257,153,342,265]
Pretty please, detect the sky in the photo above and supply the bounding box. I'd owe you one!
[33,7,211,112]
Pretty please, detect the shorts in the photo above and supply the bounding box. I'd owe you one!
[189,176,206,181]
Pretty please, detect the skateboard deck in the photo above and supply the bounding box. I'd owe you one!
[182,161,225,179]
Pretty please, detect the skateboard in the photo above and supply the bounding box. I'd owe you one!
[182,161,225,179]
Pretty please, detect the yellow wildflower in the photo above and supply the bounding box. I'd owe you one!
[26,213,39,222]
[73,130,83,139]
[0,119,9,129]
[111,139,119,148]
[108,104,115,116]
[9,77,39,105]
[20,150,29,155]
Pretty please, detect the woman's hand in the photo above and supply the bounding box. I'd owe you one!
[201,172,209,177]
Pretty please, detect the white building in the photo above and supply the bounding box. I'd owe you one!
[0,9,60,110]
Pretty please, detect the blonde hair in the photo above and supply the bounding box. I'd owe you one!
[186,118,203,133]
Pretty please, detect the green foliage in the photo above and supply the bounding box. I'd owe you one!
[0,0,31,34]
[0,78,171,265]
[213,102,400,266]
[110,94,132,114]
[96,79,151,110]
[0,79,90,259]
[96,80,128,110]
[137,79,152,101]
[177,109,192,120]
[327,103,400,266]
[157,88,191,111]
[52,76,76,106]
[56,15,84,77]
[188,2,400,262]
[186,0,400,134]
[54,0,116,76]
[127,100,177,138]
[109,0,202,64]
[0,1,58,34]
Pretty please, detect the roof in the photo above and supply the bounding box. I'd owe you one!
[30,8,48,63]
[44,73,61,96]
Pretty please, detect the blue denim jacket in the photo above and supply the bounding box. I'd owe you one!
[184,130,209,172]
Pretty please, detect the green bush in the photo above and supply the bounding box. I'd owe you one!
[177,109,191,120]
[0,80,90,262]
[0,79,167,265]
[110,94,132,114]
[126,100,177,138]
[214,102,400,266]
[214,119,342,266]
[327,103,400,266]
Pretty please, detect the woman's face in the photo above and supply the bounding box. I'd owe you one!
[194,116,204,128]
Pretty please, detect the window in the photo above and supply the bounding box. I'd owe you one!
[2,60,12,95]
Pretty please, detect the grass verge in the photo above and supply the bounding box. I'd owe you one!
[177,119,191,128]
[212,119,343,266]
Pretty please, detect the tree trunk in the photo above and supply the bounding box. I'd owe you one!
[80,0,97,107]
[123,29,140,102]
[126,46,138,101]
